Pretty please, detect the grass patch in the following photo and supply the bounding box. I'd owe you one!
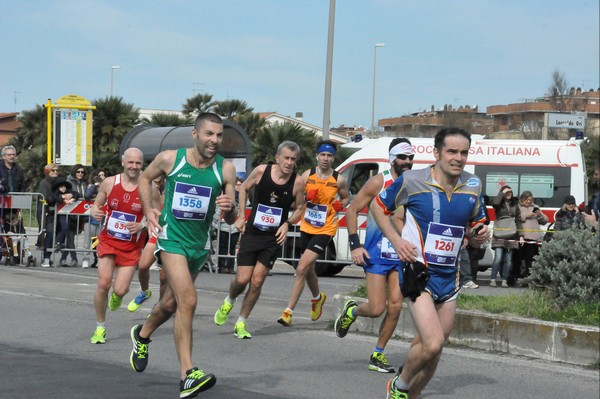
[349,282,599,327]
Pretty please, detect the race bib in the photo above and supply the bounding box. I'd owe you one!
[107,211,136,241]
[253,204,283,231]
[304,202,328,228]
[380,236,399,260]
[171,182,211,220]
[423,222,464,266]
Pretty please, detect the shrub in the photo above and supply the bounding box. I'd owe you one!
[526,227,600,307]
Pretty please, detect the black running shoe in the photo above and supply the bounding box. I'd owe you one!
[130,324,151,372]
[334,299,357,338]
[179,367,216,398]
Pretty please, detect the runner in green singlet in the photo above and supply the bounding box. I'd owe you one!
[129,112,238,398]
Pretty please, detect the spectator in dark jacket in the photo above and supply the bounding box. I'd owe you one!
[554,195,584,231]
[0,145,26,193]
[38,163,61,267]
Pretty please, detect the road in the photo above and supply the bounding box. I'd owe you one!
[1,265,598,399]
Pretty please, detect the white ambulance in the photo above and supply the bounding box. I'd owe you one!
[300,135,588,275]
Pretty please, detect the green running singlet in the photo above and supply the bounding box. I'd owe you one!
[157,148,224,272]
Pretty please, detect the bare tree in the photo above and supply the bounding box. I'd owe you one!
[548,70,568,112]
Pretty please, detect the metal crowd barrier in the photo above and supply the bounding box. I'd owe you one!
[50,199,98,268]
[0,192,45,266]
[214,210,366,276]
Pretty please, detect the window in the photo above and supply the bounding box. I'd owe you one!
[340,163,380,196]
[475,165,571,208]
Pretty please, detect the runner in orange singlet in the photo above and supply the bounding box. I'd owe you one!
[277,140,350,327]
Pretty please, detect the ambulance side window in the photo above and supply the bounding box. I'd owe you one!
[343,163,379,196]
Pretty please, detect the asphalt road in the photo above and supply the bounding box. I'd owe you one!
[1,265,598,399]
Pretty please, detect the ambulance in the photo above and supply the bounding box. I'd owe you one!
[293,135,589,275]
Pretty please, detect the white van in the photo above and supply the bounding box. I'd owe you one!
[292,135,588,275]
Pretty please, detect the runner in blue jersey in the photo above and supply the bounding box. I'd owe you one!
[334,138,414,374]
[371,128,489,399]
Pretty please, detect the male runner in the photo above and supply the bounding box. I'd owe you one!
[127,176,165,312]
[371,128,489,399]
[129,113,237,398]
[277,140,350,326]
[90,148,147,344]
[214,141,305,338]
[334,138,414,374]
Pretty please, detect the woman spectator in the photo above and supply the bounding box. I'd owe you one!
[514,190,548,280]
[37,163,60,267]
[82,169,105,269]
[84,169,106,201]
[554,195,584,232]
[489,186,522,287]
[59,164,87,267]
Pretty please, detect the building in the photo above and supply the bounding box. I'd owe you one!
[259,112,348,144]
[379,105,493,138]
[0,112,22,146]
[486,88,599,138]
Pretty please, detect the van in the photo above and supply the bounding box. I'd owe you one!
[289,135,588,275]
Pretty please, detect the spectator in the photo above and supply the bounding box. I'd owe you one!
[554,195,584,231]
[51,178,80,265]
[584,160,599,229]
[38,164,61,267]
[84,170,106,200]
[0,145,28,262]
[217,176,244,274]
[489,186,522,288]
[56,165,87,267]
[514,190,548,280]
[0,145,26,193]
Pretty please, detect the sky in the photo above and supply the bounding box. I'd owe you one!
[1,0,599,129]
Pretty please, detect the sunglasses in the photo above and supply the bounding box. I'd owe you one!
[76,170,85,174]
[396,154,415,161]
[50,169,59,172]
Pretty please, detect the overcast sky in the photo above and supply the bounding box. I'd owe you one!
[1,0,598,128]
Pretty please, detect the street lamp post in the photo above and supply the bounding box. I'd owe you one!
[110,66,121,96]
[370,43,385,137]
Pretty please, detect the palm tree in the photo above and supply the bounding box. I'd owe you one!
[140,113,191,126]
[236,112,267,140]
[252,122,318,171]
[89,96,140,176]
[182,93,214,116]
[212,99,253,121]
[9,105,47,151]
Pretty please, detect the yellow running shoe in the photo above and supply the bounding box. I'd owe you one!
[108,292,123,311]
[277,309,293,327]
[127,289,152,313]
[386,374,409,399]
[213,299,234,325]
[310,291,327,321]
[90,326,106,344]
[233,321,252,339]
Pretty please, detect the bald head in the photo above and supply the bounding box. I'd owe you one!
[123,147,143,161]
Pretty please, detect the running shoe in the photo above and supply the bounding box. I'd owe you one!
[179,367,216,398]
[90,326,106,344]
[127,289,152,313]
[234,321,252,339]
[108,292,123,311]
[369,352,395,373]
[277,309,293,327]
[213,299,234,325]
[310,291,327,321]
[386,374,409,399]
[462,281,479,289]
[130,324,151,372]
[334,299,357,338]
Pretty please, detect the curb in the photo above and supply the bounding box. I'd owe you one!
[331,294,600,367]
